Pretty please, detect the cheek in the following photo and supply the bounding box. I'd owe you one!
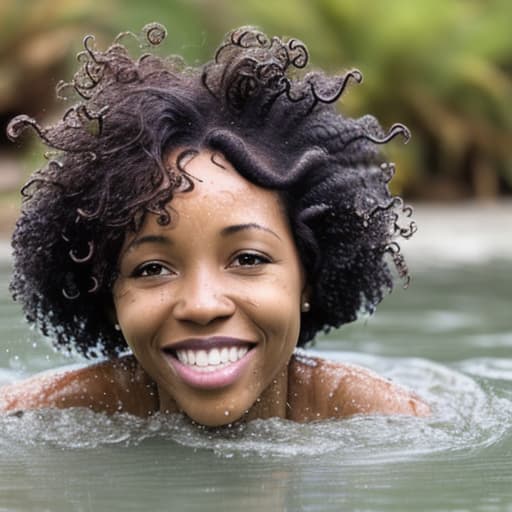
[254,277,302,346]
[112,284,164,350]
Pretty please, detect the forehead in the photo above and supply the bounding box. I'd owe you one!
[167,150,286,226]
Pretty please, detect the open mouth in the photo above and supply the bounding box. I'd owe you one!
[165,345,251,372]
[161,337,256,388]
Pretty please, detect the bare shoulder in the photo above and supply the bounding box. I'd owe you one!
[287,352,430,421]
[0,355,158,417]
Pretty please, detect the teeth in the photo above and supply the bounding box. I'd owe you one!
[174,345,250,370]
[208,348,220,365]
[229,347,238,362]
[196,350,208,367]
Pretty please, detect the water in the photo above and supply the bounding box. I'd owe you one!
[1,251,511,510]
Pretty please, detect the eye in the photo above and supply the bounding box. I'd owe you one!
[131,261,173,277]
[230,252,271,268]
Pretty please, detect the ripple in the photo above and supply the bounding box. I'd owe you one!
[0,368,24,386]
[465,332,512,348]
[455,357,512,381]
[1,355,511,461]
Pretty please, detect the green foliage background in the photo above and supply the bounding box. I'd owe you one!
[1,0,510,200]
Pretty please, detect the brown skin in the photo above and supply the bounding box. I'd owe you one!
[0,150,430,422]
[111,150,309,426]
[0,353,429,419]
[0,356,158,417]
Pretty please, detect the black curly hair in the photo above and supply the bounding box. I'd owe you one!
[7,23,415,359]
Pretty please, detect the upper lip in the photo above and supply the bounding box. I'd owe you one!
[161,336,256,353]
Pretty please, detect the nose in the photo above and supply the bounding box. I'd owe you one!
[172,267,235,326]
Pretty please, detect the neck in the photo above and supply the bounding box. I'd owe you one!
[243,364,289,422]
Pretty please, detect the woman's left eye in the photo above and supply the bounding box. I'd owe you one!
[230,252,271,268]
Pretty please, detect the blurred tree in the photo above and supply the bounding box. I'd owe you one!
[206,0,512,199]
[1,0,510,200]
[0,0,103,149]
[0,0,207,151]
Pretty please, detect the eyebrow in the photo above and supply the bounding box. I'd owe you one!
[125,223,281,254]
[220,223,282,240]
[126,234,172,251]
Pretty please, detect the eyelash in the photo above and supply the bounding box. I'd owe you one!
[131,261,172,278]
[230,251,272,268]
[130,251,271,278]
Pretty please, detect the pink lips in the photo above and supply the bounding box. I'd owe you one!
[161,337,256,390]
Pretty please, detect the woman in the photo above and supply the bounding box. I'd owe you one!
[1,24,429,426]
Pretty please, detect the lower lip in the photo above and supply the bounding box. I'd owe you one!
[163,348,256,390]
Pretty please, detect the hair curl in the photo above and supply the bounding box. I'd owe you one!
[7,24,416,358]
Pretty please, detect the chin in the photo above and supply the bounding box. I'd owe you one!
[181,402,251,427]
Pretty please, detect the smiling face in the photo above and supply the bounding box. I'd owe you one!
[112,150,306,426]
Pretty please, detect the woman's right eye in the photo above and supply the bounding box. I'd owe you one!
[131,262,172,278]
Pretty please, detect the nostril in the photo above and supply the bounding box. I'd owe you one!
[172,295,236,325]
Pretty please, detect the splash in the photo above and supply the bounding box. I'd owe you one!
[1,356,511,461]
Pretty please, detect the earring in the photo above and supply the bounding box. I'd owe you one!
[301,301,311,313]
[114,323,121,331]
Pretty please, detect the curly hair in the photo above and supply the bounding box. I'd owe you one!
[7,24,415,359]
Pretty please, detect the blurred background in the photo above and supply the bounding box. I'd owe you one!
[1,8,511,510]
[0,0,511,237]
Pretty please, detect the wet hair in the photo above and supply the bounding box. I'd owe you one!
[7,24,415,358]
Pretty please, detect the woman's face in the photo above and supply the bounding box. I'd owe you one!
[113,150,306,426]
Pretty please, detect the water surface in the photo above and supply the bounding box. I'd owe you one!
[1,258,511,511]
